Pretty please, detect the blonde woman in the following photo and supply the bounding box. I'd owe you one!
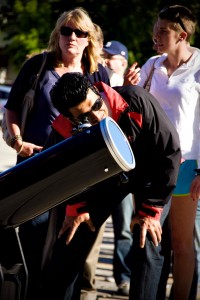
[5,7,109,162]
[3,7,110,300]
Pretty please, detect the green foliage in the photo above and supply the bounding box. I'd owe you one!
[1,0,53,69]
[0,0,200,70]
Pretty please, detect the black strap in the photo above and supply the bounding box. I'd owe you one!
[31,51,48,90]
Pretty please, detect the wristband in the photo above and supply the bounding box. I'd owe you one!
[66,201,87,217]
[10,135,22,148]
[138,204,163,220]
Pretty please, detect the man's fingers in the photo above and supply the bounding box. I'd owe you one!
[57,213,94,245]
[86,220,96,232]
[156,228,162,244]
[131,215,162,248]
[58,223,68,239]
[66,225,78,245]
[140,220,162,248]
[140,223,147,248]
[66,220,95,244]
[148,228,159,246]
[58,228,64,239]
[146,223,162,247]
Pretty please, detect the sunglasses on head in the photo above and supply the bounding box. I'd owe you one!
[159,6,187,32]
[60,26,88,38]
[73,96,104,124]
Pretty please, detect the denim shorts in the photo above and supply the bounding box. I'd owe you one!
[173,160,197,197]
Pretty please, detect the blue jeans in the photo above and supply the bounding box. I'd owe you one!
[112,193,134,285]
[129,199,171,300]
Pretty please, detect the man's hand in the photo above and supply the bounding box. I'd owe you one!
[130,215,162,248]
[190,175,200,201]
[123,62,140,86]
[58,213,95,245]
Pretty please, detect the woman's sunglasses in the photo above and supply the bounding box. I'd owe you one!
[60,26,88,38]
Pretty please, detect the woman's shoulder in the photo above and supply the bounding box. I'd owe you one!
[23,51,48,69]
[6,52,50,107]
[144,54,166,67]
[141,54,167,76]
[15,51,52,84]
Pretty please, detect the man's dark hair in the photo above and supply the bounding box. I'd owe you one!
[50,72,100,117]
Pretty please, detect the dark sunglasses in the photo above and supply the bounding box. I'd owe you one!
[60,26,88,38]
[159,6,187,32]
[73,97,104,124]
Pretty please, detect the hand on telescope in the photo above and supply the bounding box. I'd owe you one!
[130,214,162,248]
[58,213,95,245]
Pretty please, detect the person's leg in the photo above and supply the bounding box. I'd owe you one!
[80,221,106,300]
[129,199,171,300]
[186,200,200,300]
[112,193,134,294]
[165,161,200,300]
[170,195,198,300]
[194,201,200,286]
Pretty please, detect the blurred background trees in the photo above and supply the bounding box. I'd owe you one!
[0,0,200,80]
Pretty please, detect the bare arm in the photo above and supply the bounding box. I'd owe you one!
[5,109,43,156]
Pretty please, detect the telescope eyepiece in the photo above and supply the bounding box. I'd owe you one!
[71,117,91,135]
